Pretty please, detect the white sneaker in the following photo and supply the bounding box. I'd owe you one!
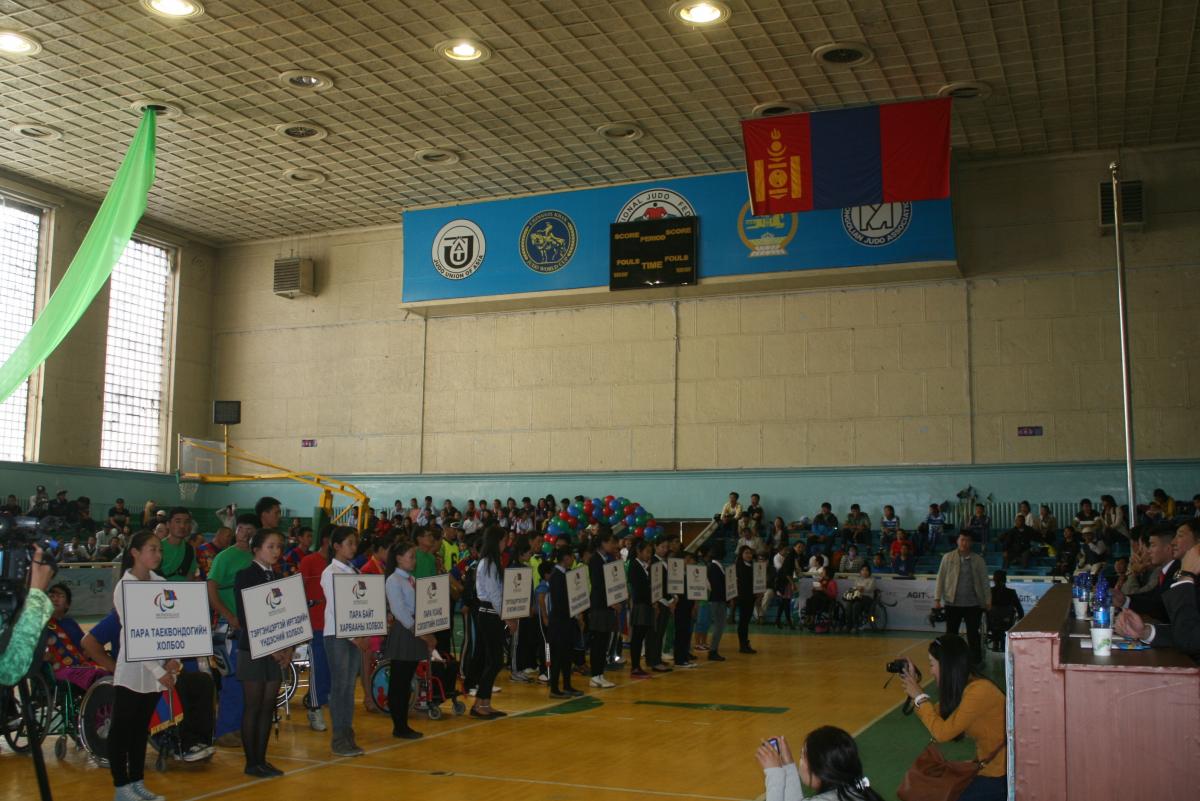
[114,787,141,801]
[431,649,446,663]
[537,673,549,683]
[522,667,538,676]
[468,687,478,697]
[128,781,165,801]
[493,685,501,693]
[589,675,616,689]
[180,743,213,762]
[307,708,327,732]
[509,671,532,683]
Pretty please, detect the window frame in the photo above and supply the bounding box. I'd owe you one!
[0,193,49,463]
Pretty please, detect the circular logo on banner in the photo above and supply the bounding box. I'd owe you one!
[519,210,577,273]
[737,200,798,258]
[615,188,696,223]
[432,219,486,279]
[842,202,912,247]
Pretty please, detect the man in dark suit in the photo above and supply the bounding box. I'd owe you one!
[1115,526,1177,619]
[548,548,584,698]
[647,537,675,672]
[1117,542,1200,658]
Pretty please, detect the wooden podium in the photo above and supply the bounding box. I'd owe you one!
[1008,583,1200,799]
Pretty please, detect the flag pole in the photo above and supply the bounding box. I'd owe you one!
[1109,161,1137,519]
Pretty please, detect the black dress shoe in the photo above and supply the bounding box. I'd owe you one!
[708,653,726,662]
[244,765,273,779]
[392,728,423,740]
[739,646,757,654]
[548,690,569,699]
[564,688,584,697]
[261,762,284,776]
[651,665,673,673]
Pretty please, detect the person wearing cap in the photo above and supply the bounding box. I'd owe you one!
[28,485,50,516]
[48,489,72,519]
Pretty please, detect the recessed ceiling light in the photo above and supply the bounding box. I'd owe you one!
[282,167,326,185]
[9,121,62,141]
[140,0,205,19]
[938,81,992,101]
[413,148,461,166]
[596,122,644,142]
[751,101,804,118]
[813,42,875,67]
[435,38,490,63]
[274,122,328,142]
[129,98,184,118]
[670,1,731,25]
[278,70,335,92]
[0,30,41,56]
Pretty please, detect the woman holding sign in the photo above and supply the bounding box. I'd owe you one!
[109,531,177,801]
[233,530,291,778]
[471,526,511,718]
[383,538,433,739]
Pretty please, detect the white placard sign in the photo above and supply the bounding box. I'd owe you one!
[686,564,708,600]
[725,564,738,600]
[120,580,213,662]
[753,560,768,594]
[331,572,387,638]
[415,574,451,634]
[650,561,664,604]
[501,567,533,620]
[567,566,590,617]
[667,558,686,595]
[240,574,313,660]
[603,560,628,606]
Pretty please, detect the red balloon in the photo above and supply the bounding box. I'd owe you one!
[647,519,657,528]
[635,526,645,537]
[568,516,578,527]
[605,495,616,502]
[624,504,636,515]
[559,511,570,521]
[583,501,594,513]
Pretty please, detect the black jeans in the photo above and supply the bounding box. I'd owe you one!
[589,626,610,677]
[737,599,755,647]
[646,606,668,667]
[474,611,504,701]
[629,624,650,671]
[109,685,160,787]
[946,605,985,662]
[672,602,693,663]
[387,659,418,733]
[548,628,576,692]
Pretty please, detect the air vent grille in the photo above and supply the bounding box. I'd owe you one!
[1099,180,1144,229]
[273,257,315,298]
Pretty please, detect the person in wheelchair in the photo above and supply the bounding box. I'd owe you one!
[45,583,110,692]
[842,566,877,630]
[986,570,1025,652]
[81,608,216,762]
[803,566,838,632]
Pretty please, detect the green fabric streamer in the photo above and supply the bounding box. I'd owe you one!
[0,111,156,404]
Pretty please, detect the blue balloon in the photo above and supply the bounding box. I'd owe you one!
[592,498,603,509]
[608,499,619,512]
[624,514,637,527]
[635,506,645,516]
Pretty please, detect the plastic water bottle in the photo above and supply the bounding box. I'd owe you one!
[1092,574,1111,628]
[1072,573,1084,602]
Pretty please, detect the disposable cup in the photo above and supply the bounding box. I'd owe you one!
[1090,626,1113,656]
[1073,599,1087,618]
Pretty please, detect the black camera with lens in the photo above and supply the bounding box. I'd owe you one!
[928,606,947,626]
[886,659,921,682]
[0,513,61,617]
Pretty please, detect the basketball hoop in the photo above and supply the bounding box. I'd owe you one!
[177,475,199,504]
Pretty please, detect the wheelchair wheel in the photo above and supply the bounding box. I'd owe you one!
[3,673,51,754]
[369,663,391,713]
[867,602,888,631]
[427,705,442,721]
[276,662,299,708]
[77,676,115,767]
[452,699,467,716]
[55,735,67,760]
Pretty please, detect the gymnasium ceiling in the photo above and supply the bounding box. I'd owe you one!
[0,0,1197,243]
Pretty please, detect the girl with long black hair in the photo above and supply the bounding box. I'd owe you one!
[754,725,883,801]
[109,531,176,801]
[470,525,510,718]
[233,529,290,778]
[383,538,433,738]
[735,545,757,654]
[899,634,1007,801]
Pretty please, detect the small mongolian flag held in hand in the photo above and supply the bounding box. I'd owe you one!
[742,98,951,215]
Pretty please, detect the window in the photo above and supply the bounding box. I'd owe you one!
[100,240,172,471]
[0,200,41,462]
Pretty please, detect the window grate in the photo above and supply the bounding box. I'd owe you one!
[0,200,41,463]
[100,240,171,471]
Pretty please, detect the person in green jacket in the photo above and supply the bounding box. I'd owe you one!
[0,546,55,685]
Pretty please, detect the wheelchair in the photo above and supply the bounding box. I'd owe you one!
[799,594,844,633]
[369,659,467,720]
[840,590,895,632]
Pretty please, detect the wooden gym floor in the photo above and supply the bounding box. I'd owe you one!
[1,629,935,801]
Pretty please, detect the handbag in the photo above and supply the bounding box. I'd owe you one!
[897,739,1004,801]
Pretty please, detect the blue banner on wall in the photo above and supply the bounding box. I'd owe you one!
[402,171,955,303]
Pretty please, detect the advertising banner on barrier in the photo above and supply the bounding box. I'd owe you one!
[415,575,451,635]
[790,575,1059,631]
[402,171,956,303]
[56,564,120,616]
[331,573,386,638]
[120,580,212,663]
[567,566,590,616]
[241,574,312,660]
[501,567,533,620]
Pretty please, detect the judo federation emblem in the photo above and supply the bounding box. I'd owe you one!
[432,219,486,279]
[520,210,577,273]
[737,200,798,258]
[842,202,912,247]
[615,188,695,223]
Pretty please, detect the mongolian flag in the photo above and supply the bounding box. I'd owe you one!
[742,98,951,215]
[149,687,185,734]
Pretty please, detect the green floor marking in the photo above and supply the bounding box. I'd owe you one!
[634,700,788,714]
[519,695,604,717]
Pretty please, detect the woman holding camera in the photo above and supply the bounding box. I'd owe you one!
[899,635,1007,801]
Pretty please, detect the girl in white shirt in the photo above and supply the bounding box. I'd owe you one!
[755,726,882,801]
[110,531,178,801]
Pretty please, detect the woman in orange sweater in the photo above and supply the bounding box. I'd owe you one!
[900,634,1007,801]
